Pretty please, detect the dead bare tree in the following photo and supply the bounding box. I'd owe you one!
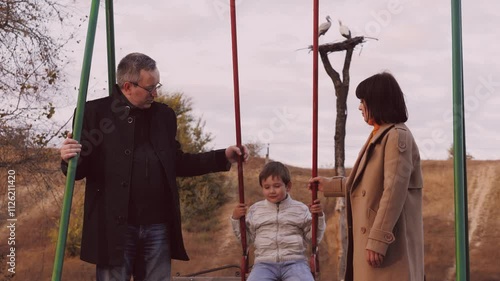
[315,35,367,280]
[318,36,365,176]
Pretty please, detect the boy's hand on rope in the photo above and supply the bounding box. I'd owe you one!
[232,203,248,219]
[309,199,324,217]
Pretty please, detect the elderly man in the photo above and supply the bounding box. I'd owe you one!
[60,52,247,281]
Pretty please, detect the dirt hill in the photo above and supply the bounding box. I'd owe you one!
[0,155,499,281]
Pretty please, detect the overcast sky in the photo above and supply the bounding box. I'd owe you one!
[56,0,500,168]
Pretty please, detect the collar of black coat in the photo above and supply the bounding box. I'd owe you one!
[110,84,151,118]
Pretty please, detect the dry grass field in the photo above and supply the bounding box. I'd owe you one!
[0,153,499,281]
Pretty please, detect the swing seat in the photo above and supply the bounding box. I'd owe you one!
[172,276,241,281]
[172,264,244,281]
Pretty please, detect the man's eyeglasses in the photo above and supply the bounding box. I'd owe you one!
[129,82,162,95]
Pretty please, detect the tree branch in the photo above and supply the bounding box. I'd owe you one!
[342,48,354,88]
[317,37,364,91]
[319,50,341,89]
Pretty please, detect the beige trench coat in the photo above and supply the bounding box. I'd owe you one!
[324,123,424,281]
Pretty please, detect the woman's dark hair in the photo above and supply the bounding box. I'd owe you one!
[355,71,408,124]
[258,161,291,186]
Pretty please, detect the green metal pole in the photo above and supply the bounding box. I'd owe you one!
[451,0,470,280]
[51,1,100,280]
[105,0,116,95]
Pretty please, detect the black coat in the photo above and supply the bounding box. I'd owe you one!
[62,86,230,265]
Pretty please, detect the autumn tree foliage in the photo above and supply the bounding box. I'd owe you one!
[0,0,83,167]
[156,93,230,231]
[1,1,85,264]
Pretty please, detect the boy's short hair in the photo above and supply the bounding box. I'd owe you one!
[258,161,291,186]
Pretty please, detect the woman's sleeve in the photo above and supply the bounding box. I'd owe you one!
[323,176,347,197]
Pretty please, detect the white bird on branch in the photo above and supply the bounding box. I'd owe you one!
[319,15,332,37]
[338,20,351,39]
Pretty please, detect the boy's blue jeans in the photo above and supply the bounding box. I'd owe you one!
[96,223,171,281]
[247,260,314,281]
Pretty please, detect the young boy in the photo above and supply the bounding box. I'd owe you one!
[231,161,326,281]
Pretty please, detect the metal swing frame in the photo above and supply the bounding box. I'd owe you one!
[51,0,470,280]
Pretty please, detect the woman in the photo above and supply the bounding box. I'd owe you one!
[310,72,424,281]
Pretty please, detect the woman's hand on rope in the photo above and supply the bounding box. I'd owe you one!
[307,176,333,192]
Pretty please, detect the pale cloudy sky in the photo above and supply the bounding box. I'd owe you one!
[56,0,500,168]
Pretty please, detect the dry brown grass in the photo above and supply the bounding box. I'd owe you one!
[1,154,499,281]
[0,149,89,281]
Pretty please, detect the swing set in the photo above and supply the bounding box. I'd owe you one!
[51,0,470,280]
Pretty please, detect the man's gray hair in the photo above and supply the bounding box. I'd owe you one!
[116,53,157,88]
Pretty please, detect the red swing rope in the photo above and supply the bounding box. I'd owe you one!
[229,1,320,279]
[229,1,248,280]
[311,0,320,278]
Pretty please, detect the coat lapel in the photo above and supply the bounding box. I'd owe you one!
[348,136,371,191]
[349,124,395,191]
[148,104,175,183]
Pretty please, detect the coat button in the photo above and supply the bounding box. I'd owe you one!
[127,117,134,123]
[115,216,126,225]
[121,181,128,188]
[361,227,366,234]
[124,149,131,155]
[384,234,394,242]
[362,190,366,196]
